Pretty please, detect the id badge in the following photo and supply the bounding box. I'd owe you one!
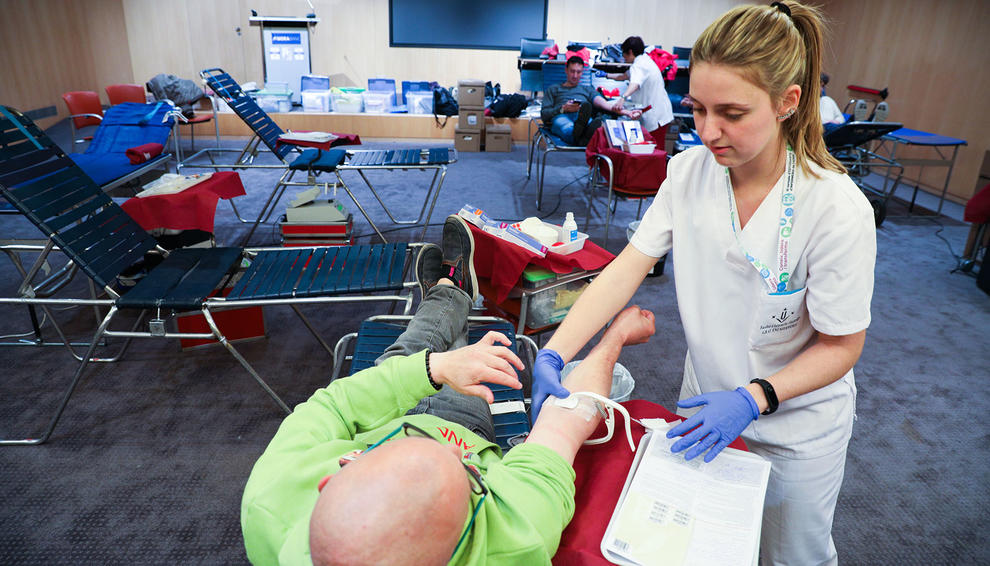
[749,287,808,349]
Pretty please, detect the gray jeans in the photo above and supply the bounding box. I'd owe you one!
[376,284,496,443]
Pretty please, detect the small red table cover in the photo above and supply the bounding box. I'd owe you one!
[585,128,668,191]
[468,223,615,304]
[963,183,990,224]
[121,171,246,233]
[553,399,749,566]
[274,131,362,151]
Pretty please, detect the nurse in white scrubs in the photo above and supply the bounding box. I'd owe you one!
[530,2,876,565]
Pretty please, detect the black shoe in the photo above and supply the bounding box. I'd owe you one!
[415,244,443,299]
[441,215,478,301]
[578,117,603,146]
[571,102,594,146]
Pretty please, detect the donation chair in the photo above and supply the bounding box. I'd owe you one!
[331,315,538,451]
[0,105,420,445]
[824,120,904,226]
[105,84,146,105]
[526,62,593,210]
[189,68,456,246]
[61,91,104,151]
[68,101,176,193]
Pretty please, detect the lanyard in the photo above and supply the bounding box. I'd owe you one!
[723,149,796,293]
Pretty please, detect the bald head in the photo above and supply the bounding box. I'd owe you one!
[310,437,472,566]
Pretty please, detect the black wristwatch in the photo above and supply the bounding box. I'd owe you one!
[749,378,779,415]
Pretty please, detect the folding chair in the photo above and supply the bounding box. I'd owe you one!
[186,69,456,245]
[526,62,593,210]
[0,105,420,445]
[68,101,177,193]
[824,121,905,226]
[331,315,538,451]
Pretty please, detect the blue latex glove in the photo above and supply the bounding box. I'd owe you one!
[594,70,607,78]
[530,348,570,424]
[666,387,760,463]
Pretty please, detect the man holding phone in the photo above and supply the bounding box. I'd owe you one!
[541,56,640,146]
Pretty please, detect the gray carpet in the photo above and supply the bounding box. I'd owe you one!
[0,121,987,564]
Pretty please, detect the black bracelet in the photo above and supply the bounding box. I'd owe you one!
[425,349,441,391]
[749,378,779,415]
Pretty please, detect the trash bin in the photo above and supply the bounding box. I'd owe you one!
[561,361,635,402]
[627,220,667,277]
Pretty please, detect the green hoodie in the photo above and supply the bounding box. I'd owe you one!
[242,350,576,565]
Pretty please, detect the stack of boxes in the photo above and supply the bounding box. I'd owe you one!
[452,79,513,152]
[454,80,485,152]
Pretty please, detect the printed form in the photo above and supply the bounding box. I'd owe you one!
[601,430,771,566]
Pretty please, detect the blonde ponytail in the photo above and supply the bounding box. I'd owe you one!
[691,1,845,177]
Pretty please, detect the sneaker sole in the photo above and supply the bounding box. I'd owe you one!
[449,215,478,301]
[415,243,441,299]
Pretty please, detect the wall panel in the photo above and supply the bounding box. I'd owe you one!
[821,0,989,202]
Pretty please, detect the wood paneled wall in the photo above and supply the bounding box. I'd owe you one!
[3,0,985,202]
[0,0,133,128]
[820,0,990,202]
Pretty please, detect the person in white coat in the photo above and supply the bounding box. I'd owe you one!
[530,2,875,565]
[606,36,675,144]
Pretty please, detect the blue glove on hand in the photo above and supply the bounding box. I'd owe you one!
[531,348,570,424]
[594,70,607,78]
[666,387,760,463]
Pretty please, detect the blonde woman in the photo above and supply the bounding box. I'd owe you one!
[531,2,875,563]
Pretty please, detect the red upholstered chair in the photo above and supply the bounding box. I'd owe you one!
[61,91,104,150]
[105,84,147,105]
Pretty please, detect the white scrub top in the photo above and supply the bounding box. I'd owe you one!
[628,54,674,132]
[819,95,845,125]
[629,146,876,458]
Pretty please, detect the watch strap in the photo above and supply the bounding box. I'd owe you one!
[749,378,779,415]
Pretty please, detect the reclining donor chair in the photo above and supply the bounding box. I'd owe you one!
[0,105,421,445]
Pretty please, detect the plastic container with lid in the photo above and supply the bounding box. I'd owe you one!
[561,360,635,402]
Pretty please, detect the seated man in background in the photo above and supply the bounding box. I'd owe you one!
[541,55,641,146]
[241,214,656,566]
[819,72,846,132]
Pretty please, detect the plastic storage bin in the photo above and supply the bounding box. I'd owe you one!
[367,78,397,108]
[406,91,434,114]
[330,87,364,113]
[254,86,293,113]
[517,274,590,329]
[301,74,330,92]
[301,90,331,112]
[362,91,392,114]
[402,81,432,104]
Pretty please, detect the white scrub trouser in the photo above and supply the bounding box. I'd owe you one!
[745,438,849,566]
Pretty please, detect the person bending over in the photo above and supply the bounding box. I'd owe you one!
[606,36,675,144]
[541,55,640,146]
[241,214,657,566]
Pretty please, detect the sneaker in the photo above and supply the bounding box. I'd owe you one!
[441,215,478,301]
[853,99,869,122]
[415,244,443,299]
[571,102,594,146]
[873,101,889,122]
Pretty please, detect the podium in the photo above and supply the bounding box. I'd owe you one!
[249,14,320,104]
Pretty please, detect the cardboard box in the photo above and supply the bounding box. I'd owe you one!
[458,107,485,131]
[455,128,483,152]
[485,123,512,152]
[457,80,486,107]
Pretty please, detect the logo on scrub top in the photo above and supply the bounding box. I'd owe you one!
[770,308,793,323]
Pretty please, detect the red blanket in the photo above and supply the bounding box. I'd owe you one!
[121,171,246,233]
[554,400,748,566]
[469,223,614,304]
[125,143,164,164]
[585,128,668,191]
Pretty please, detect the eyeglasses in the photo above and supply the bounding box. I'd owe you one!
[552,391,637,452]
[351,422,488,559]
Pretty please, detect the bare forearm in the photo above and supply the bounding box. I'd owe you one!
[745,331,866,412]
